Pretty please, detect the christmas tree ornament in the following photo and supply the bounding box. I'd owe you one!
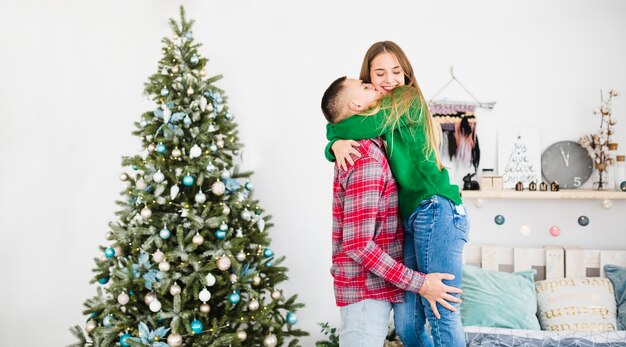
[117,292,130,305]
[601,199,613,209]
[103,314,114,326]
[263,248,274,258]
[216,139,224,148]
[229,274,238,283]
[194,191,206,204]
[229,291,240,304]
[240,209,252,221]
[206,162,216,172]
[187,87,194,95]
[257,218,266,232]
[136,179,147,190]
[209,144,218,152]
[248,299,259,311]
[160,87,169,96]
[200,69,207,77]
[159,261,170,272]
[266,261,273,267]
[156,143,167,154]
[104,247,116,258]
[113,246,123,257]
[170,185,180,200]
[494,215,505,225]
[237,330,247,341]
[105,231,113,240]
[140,120,148,127]
[153,171,165,183]
[180,208,189,217]
[119,173,129,181]
[578,216,590,226]
[236,251,246,262]
[144,292,157,305]
[549,225,561,237]
[172,66,179,74]
[120,333,133,347]
[621,181,626,191]
[159,226,171,239]
[190,55,199,64]
[199,97,207,111]
[140,207,152,219]
[286,312,298,325]
[147,143,156,152]
[152,249,165,263]
[236,228,244,238]
[183,115,192,126]
[216,256,231,271]
[222,205,231,215]
[149,299,162,312]
[253,275,262,286]
[225,112,234,120]
[156,196,166,205]
[171,148,181,158]
[190,320,203,334]
[189,144,202,158]
[199,303,211,314]
[219,222,228,231]
[98,276,110,284]
[244,182,254,191]
[199,287,211,302]
[169,282,181,296]
[205,273,216,286]
[519,225,531,236]
[192,233,204,245]
[182,174,195,186]
[220,169,231,179]
[167,333,183,347]
[214,230,226,240]
[271,290,281,301]
[263,334,277,347]
[85,320,97,333]
[211,181,225,195]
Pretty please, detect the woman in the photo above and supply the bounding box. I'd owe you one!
[326,41,469,347]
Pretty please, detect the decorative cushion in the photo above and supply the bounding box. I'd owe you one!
[604,264,626,330]
[535,277,617,331]
[461,265,540,329]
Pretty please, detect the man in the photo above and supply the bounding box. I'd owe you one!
[321,77,462,346]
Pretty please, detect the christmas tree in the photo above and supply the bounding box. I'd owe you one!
[69,7,307,347]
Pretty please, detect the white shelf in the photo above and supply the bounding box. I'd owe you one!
[461,189,626,200]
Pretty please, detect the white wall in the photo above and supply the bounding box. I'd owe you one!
[0,0,625,345]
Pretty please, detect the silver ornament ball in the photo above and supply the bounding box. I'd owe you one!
[144,292,157,305]
[159,261,170,272]
[192,233,204,245]
[205,273,216,286]
[200,303,211,314]
[253,275,262,286]
[170,283,181,296]
[167,333,183,347]
[263,334,277,347]
[236,251,246,262]
[271,290,281,301]
[140,207,152,219]
[216,256,231,271]
[149,299,162,312]
[237,330,247,341]
[152,249,165,263]
[199,288,211,302]
[119,173,129,181]
[195,191,206,204]
[248,300,260,311]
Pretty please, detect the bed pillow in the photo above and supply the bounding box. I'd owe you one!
[461,265,540,329]
[535,277,617,331]
[604,264,626,330]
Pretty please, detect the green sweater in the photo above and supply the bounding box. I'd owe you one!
[325,87,462,219]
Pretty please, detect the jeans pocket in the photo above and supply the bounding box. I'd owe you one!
[452,204,470,239]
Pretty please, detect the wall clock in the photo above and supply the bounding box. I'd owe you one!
[541,140,593,189]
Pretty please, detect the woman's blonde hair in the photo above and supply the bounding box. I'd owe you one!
[359,41,443,170]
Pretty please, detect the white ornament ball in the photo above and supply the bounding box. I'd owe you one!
[205,273,216,287]
[519,225,532,236]
[237,330,247,341]
[156,197,166,205]
[153,249,165,263]
[113,246,123,257]
[140,207,152,219]
[159,261,171,272]
[241,209,252,221]
[190,144,202,158]
[144,292,157,305]
[271,290,281,301]
[119,173,129,181]
[211,181,225,196]
[153,171,165,183]
[601,199,613,209]
[195,191,206,204]
[222,205,231,215]
[148,143,156,152]
[192,233,204,245]
[117,292,130,305]
[172,66,179,73]
[172,148,182,158]
[230,274,238,283]
[248,299,259,311]
[136,179,147,190]
[220,169,231,179]
[187,87,194,95]
[170,283,181,296]
[167,333,183,347]
[200,303,211,314]
[253,275,262,286]
[216,139,224,148]
[236,251,246,262]
[149,299,162,312]
[263,334,277,347]
[216,256,232,271]
[85,320,97,333]
[200,69,207,77]
[199,288,211,302]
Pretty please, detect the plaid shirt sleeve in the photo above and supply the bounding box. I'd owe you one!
[340,157,425,293]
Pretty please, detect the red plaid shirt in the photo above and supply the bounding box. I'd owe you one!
[331,138,425,307]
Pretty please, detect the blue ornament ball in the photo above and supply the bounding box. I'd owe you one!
[104,247,115,258]
[245,182,254,191]
[494,215,505,225]
[129,290,134,295]
[160,227,171,240]
[263,248,274,258]
[132,165,138,170]
[120,333,133,347]
[225,112,234,120]
[229,292,240,304]
[160,87,169,96]
[266,261,273,267]
[156,143,166,154]
[621,181,626,192]
[215,230,226,240]
[98,276,110,284]
[182,175,195,186]
[286,312,298,325]
[578,216,590,227]
[190,320,203,334]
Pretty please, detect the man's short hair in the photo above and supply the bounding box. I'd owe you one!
[321,76,347,123]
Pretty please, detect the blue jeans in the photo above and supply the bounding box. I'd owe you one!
[339,299,392,347]
[394,195,469,347]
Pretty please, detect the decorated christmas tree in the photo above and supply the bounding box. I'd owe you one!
[69,7,306,347]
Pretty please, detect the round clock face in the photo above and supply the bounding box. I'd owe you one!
[541,141,593,189]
